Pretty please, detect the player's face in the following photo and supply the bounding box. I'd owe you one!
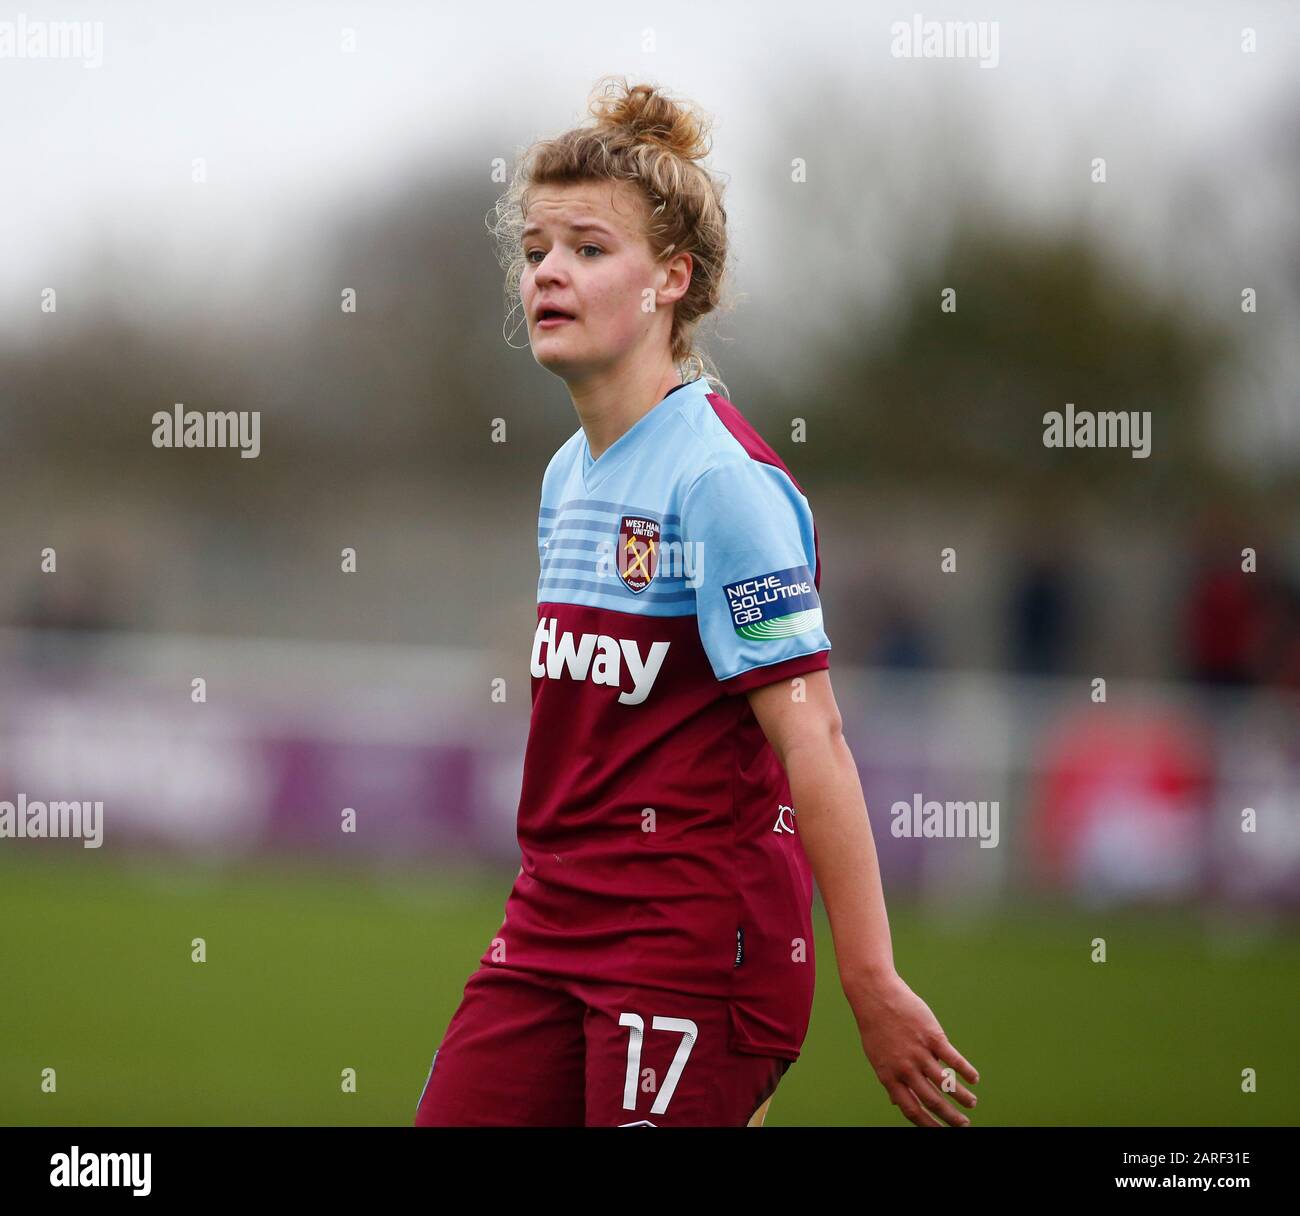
[520,180,672,381]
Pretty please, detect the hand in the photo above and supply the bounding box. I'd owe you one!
[846,968,980,1126]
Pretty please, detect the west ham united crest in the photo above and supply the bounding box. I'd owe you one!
[618,515,660,593]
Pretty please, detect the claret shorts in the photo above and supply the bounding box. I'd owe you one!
[414,963,792,1127]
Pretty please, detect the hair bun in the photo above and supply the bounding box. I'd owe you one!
[587,75,713,162]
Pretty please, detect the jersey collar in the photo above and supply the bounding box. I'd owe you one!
[582,377,709,493]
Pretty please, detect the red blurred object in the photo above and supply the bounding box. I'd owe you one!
[1029,704,1212,899]
[1186,566,1265,685]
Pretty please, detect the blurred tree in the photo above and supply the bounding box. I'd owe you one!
[788,220,1236,506]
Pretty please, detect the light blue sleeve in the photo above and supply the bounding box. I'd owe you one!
[680,457,831,686]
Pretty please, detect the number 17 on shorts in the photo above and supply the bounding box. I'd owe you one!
[582,985,790,1127]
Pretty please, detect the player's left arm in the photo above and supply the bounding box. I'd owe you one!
[747,670,981,1127]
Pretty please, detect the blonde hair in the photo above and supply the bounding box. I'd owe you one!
[488,75,733,394]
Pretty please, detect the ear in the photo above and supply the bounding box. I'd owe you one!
[658,250,694,307]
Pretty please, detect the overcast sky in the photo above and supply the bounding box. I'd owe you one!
[2,0,1297,461]
[2,0,1294,274]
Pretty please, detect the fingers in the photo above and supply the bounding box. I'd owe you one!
[921,1058,978,1110]
[932,1036,980,1086]
[911,1072,971,1127]
[886,1080,947,1127]
[872,1021,982,1127]
[884,1053,979,1127]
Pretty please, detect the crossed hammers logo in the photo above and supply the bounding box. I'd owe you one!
[623,533,656,584]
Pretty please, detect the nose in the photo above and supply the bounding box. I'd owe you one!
[530,247,569,287]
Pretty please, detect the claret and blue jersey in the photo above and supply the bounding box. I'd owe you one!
[533,377,829,691]
[483,374,832,1062]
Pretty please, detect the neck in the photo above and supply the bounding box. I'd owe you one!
[569,360,685,461]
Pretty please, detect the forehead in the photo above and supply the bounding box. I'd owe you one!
[522,180,648,239]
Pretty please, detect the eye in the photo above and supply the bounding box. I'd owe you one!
[523,243,603,265]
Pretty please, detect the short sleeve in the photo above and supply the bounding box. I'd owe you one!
[681,458,832,694]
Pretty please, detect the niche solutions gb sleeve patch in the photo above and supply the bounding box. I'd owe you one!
[681,458,831,688]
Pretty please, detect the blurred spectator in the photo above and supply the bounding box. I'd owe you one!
[1184,556,1265,686]
[1008,555,1073,675]
[11,557,122,674]
[869,588,934,670]
[1257,577,1300,691]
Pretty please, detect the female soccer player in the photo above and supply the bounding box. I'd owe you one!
[414,76,979,1127]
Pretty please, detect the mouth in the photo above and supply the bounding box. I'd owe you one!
[536,308,576,329]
